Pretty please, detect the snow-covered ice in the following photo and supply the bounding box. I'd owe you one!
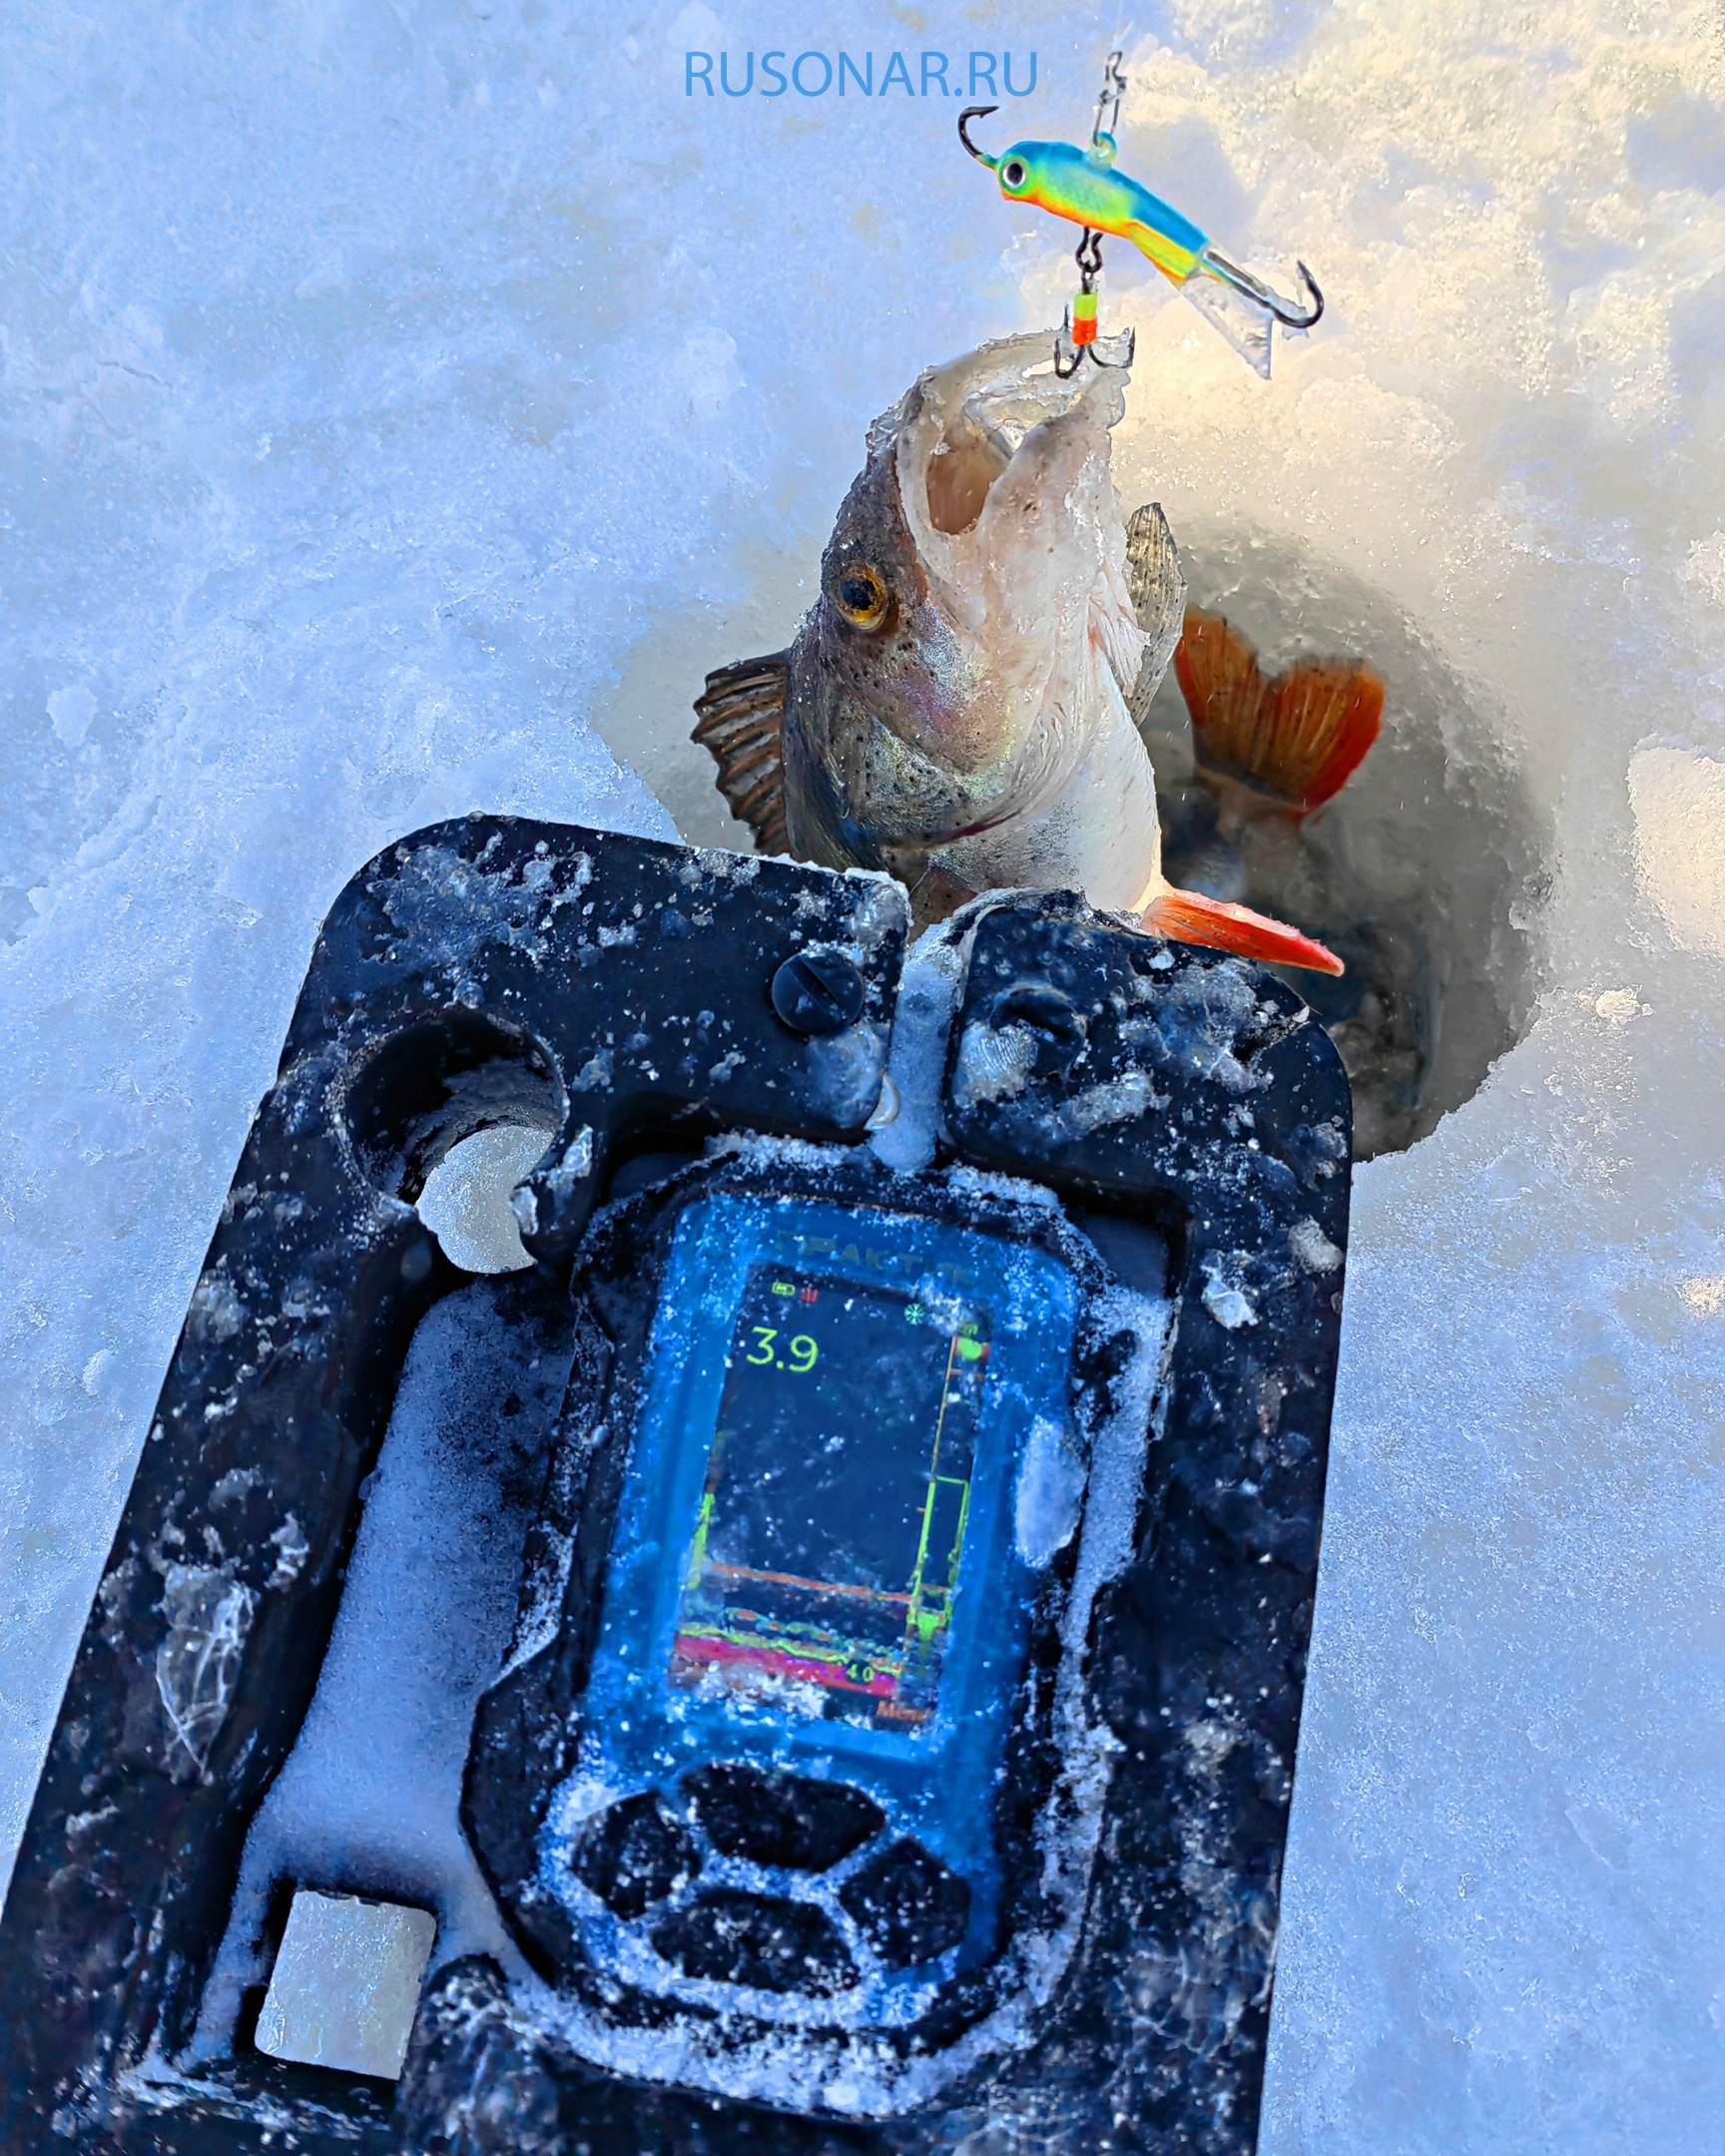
[5,3,1725,2150]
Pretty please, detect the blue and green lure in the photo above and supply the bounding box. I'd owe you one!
[959,105,1322,379]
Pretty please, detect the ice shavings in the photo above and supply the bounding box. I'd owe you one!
[1120,1711,1284,2063]
[869,916,971,1174]
[375,841,595,974]
[190,1281,571,2060]
[266,1515,310,1590]
[1119,958,1279,1095]
[1014,1416,1086,1571]
[1043,1067,1167,1142]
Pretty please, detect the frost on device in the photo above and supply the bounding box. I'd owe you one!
[0,820,1352,2156]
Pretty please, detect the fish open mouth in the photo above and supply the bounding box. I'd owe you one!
[914,335,1119,539]
[925,403,1020,536]
[889,333,1145,794]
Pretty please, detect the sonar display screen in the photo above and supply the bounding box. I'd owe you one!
[670,1266,992,1731]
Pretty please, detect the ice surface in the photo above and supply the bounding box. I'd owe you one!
[5,4,1725,2151]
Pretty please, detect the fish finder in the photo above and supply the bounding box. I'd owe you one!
[461,1153,1155,2112]
[0,818,1351,2156]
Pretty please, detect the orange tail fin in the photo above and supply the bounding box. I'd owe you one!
[1174,608,1384,813]
[1141,885,1345,976]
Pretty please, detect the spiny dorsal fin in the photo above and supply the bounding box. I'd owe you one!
[692,653,792,856]
[1124,503,1187,722]
[1173,607,1384,813]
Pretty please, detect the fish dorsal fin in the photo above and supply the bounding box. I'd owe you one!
[691,653,793,856]
[1173,607,1385,813]
[1124,502,1187,721]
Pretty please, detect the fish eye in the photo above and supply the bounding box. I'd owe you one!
[833,564,890,631]
[1001,157,1028,191]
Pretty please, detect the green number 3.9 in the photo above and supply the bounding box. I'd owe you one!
[746,1327,819,1373]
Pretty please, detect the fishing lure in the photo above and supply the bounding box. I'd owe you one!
[959,58,1322,379]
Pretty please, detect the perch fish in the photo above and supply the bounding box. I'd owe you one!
[693,332,1344,970]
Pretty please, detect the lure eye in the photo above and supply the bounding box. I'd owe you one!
[1001,157,1028,191]
[833,564,890,631]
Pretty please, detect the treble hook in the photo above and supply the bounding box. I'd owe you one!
[957,105,999,168]
[1201,249,1325,330]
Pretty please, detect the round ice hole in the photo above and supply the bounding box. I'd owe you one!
[1139,532,1548,1158]
[415,1122,550,1274]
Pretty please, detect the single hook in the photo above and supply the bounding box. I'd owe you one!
[1203,250,1325,330]
[957,105,1000,168]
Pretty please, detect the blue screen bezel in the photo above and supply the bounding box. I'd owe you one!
[566,1189,1079,1962]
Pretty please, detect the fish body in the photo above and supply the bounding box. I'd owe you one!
[694,335,1341,972]
[780,336,1161,913]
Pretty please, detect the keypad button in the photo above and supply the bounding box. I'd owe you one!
[839,1839,970,1966]
[682,1763,884,1872]
[651,1890,858,1996]
[570,1794,700,1920]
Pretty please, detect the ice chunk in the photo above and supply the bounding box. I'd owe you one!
[1200,1254,1260,1331]
[255,1888,435,2080]
[1013,1416,1085,1569]
[416,1123,549,1274]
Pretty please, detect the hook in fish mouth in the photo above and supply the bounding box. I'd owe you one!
[957,106,1000,169]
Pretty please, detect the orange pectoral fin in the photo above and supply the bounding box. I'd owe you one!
[1140,885,1345,977]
